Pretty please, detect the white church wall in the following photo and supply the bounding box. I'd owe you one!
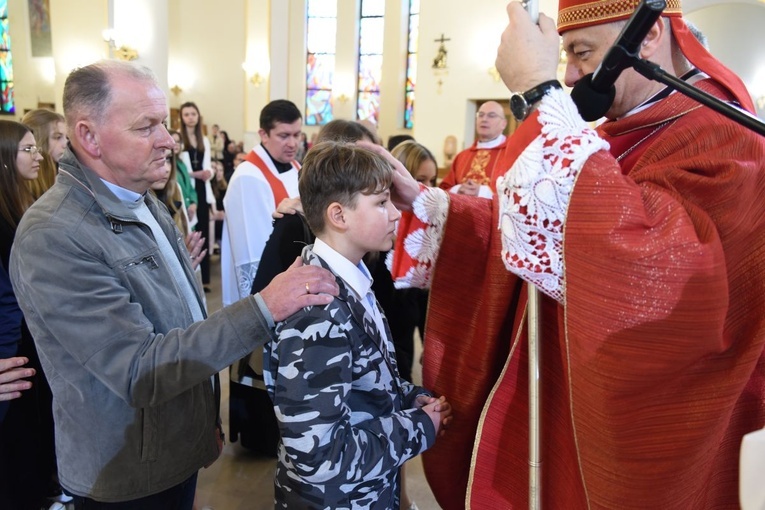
[412,0,557,167]
[168,0,247,142]
[685,3,765,118]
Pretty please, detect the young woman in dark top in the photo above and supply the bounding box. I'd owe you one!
[0,120,60,510]
[180,102,214,289]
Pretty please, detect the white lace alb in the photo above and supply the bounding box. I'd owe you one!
[496,87,609,303]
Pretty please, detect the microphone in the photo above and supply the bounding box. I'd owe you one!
[571,0,666,121]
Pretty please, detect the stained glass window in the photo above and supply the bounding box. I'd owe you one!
[0,0,14,115]
[305,0,337,126]
[356,0,384,123]
[404,0,419,129]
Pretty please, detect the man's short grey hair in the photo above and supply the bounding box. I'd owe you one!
[62,60,158,127]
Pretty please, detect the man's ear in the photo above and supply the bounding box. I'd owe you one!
[258,128,268,143]
[326,202,348,231]
[639,19,665,59]
[74,121,100,158]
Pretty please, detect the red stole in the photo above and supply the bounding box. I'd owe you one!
[245,151,298,209]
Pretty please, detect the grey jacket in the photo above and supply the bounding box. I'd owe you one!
[9,148,273,502]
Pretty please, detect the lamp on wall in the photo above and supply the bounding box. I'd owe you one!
[242,62,265,87]
[102,28,138,61]
[170,85,183,96]
[332,72,354,105]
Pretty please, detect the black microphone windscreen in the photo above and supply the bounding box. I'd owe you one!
[571,74,616,122]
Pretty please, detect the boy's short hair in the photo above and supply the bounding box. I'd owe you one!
[299,141,393,235]
[316,119,378,145]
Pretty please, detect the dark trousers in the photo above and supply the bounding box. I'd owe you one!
[69,473,197,510]
[0,332,57,510]
[194,178,210,284]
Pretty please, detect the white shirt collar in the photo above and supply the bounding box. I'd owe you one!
[312,238,373,301]
[100,178,143,203]
[476,134,506,149]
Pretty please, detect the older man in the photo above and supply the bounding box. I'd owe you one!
[438,100,509,198]
[9,61,336,509]
[385,0,765,508]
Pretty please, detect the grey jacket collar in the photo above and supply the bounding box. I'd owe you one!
[57,146,152,223]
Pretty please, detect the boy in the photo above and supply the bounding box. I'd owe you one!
[263,141,452,509]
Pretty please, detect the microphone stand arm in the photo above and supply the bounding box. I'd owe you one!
[631,57,765,137]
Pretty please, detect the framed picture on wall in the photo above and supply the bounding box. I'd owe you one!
[28,0,53,58]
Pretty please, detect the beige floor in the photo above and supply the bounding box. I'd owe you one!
[193,253,442,510]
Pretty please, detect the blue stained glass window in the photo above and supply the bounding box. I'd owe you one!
[307,0,337,18]
[307,89,334,125]
[404,0,419,129]
[357,91,380,123]
[305,0,337,126]
[0,0,13,114]
[359,17,384,55]
[361,0,385,18]
[407,13,419,53]
[356,0,384,123]
[307,17,337,54]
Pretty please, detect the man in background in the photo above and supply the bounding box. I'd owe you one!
[438,100,509,198]
[221,99,303,457]
[221,100,303,307]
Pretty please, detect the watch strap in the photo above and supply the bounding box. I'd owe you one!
[524,80,562,105]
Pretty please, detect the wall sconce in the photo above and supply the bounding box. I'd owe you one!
[102,28,138,61]
[242,62,266,87]
[170,85,183,97]
[432,34,450,70]
[249,73,264,87]
[336,93,350,104]
[488,66,501,82]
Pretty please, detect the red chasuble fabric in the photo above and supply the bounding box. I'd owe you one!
[422,80,765,509]
[439,138,512,192]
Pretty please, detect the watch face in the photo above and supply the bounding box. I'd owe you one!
[510,93,528,121]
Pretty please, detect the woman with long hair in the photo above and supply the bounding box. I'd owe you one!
[389,139,437,357]
[179,102,214,290]
[0,120,60,510]
[20,109,67,200]
[391,140,438,187]
[151,152,189,236]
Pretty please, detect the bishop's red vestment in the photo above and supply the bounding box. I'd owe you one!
[391,80,765,508]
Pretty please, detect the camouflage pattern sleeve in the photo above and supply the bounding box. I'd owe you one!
[264,301,436,506]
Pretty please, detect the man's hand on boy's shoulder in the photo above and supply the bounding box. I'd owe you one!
[259,257,339,322]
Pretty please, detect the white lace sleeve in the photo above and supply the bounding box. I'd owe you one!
[387,187,449,289]
[496,87,610,303]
